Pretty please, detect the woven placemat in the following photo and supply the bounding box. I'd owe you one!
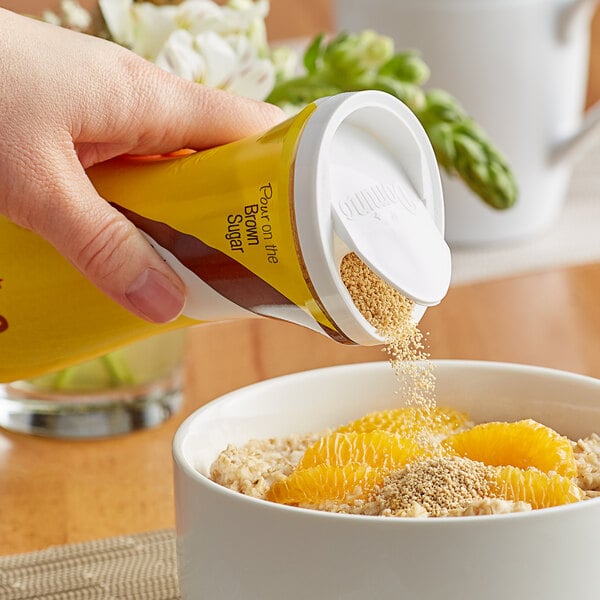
[0,530,180,600]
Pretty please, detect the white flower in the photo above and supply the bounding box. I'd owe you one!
[99,0,179,60]
[155,29,275,100]
[224,34,275,99]
[61,0,92,31]
[100,0,270,60]
[270,46,300,82]
[42,0,92,31]
[99,0,275,99]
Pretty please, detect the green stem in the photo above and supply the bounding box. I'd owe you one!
[53,366,78,390]
[101,353,135,387]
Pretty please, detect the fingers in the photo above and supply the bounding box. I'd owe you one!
[157,80,286,150]
[13,143,186,323]
[79,48,286,156]
[0,11,284,325]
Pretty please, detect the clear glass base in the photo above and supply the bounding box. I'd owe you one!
[0,366,183,439]
[0,330,187,439]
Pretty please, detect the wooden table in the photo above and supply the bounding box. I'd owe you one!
[2,0,600,558]
[3,264,600,555]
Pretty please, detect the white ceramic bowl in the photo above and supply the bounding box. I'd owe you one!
[173,361,600,600]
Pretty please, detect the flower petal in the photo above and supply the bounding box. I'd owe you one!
[98,0,134,46]
[228,57,275,100]
[191,31,239,88]
[130,3,180,60]
[155,29,206,82]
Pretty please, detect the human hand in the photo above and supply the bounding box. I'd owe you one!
[0,8,283,323]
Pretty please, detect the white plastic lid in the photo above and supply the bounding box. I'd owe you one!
[293,91,451,345]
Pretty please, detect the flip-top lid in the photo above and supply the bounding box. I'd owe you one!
[293,91,451,345]
[329,118,450,306]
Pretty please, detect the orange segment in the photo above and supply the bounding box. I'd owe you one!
[266,463,383,506]
[442,419,577,478]
[492,466,584,509]
[336,406,469,440]
[298,431,426,471]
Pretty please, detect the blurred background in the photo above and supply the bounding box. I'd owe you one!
[1,0,333,43]
[3,0,600,108]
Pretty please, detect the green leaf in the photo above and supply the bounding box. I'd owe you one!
[303,33,325,75]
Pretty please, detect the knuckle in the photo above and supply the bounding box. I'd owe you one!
[115,50,202,150]
[115,52,167,146]
[75,214,136,283]
[0,146,57,233]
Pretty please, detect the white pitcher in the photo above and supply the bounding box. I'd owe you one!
[336,0,600,245]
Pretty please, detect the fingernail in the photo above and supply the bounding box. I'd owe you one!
[125,268,185,323]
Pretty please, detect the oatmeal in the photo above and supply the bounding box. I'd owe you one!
[573,433,600,498]
[210,256,599,517]
[209,409,600,518]
[210,432,324,498]
[450,498,532,517]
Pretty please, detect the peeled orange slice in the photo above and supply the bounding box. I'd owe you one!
[336,406,469,440]
[266,463,382,506]
[299,431,426,471]
[442,419,577,478]
[492,466,583,509]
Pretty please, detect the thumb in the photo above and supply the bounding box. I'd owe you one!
[25,147,186,323]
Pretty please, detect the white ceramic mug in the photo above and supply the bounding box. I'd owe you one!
[335,0,600,245]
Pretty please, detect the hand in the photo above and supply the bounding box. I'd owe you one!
[0,9,283,323]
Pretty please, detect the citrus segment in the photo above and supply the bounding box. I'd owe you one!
[298,431,426,471]
[266,463,383,506]
[492,466,584,509]
[336,406,469,440]
[442,419,577,477]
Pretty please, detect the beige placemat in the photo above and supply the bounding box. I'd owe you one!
[0,530,180,600]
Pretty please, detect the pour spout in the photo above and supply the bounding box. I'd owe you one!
[328,104,451,307]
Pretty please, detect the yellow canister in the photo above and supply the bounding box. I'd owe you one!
[0,91,450,381]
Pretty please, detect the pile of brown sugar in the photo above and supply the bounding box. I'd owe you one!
[371,456,495,517]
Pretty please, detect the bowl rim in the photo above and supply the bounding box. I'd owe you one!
[173,359,600,524]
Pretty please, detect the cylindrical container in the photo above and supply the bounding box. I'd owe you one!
[0,91,450,382]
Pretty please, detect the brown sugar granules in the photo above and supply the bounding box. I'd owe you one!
[340,252,435,409]
[372,457,495,517]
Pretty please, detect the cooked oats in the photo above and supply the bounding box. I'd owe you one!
[573,433,600,496]
[209,254,597,519]
[450,498,532,516]
[210,432,324,498]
